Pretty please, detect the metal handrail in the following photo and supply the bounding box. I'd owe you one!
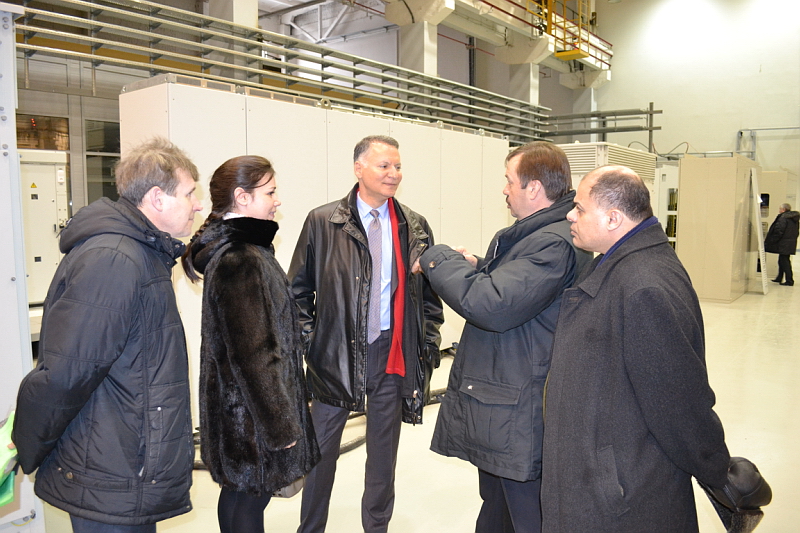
[17,0,550,142]
[482,0,611,69]
[17,17,544,130]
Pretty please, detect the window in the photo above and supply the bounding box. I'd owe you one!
[85,120,120,203]
[17,114,69,150]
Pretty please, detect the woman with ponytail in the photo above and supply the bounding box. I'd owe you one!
[182,156,319,533]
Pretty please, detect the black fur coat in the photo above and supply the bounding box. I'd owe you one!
[190,216,319,494]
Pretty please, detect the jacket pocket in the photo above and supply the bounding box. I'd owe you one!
[596,445,629,517]
[56,466,131,492]
[459,375,522,455]
[140,407,164,483]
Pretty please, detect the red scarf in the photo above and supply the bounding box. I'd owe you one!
[386,198,406,376]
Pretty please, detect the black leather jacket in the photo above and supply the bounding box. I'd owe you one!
[289,185,444,423]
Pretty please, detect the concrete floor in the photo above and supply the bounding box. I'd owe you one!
[41,283,799,532]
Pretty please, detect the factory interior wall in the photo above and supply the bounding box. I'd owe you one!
[543,0,800,181]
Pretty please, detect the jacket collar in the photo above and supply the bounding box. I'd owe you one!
[576,222,669,298]
[489,190,576,260]
[330,184,430,244]
[189,217,278,275]
[60,197,186,263]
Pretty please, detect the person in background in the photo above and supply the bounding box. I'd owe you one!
[412,141,589,533]
[765,202,799,286]
[289,135,444,533]
[13,137,202,533]
[182,155,319,533]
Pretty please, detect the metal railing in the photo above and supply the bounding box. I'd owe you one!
[540,103,662,151]
[15,0,551,144]
[489,0,612,70]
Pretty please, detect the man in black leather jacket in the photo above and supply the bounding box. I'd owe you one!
[289,135,443,533]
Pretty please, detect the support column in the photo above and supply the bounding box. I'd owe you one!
[573,87,598,143]
[398,21,438,76]
[559,70,610,142]
[508,63,540,104]
[207,0,259,27]
[204,0,260,82]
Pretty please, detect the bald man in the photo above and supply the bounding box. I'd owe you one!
[540,166,731,533]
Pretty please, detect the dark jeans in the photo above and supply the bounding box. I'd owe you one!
[70,516,155,533]
[476,470,542,533]
[777,254,793,284]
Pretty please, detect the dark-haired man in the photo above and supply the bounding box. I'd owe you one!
[413,141,589,533]
[540,165,731,533]
[290,135,443,533]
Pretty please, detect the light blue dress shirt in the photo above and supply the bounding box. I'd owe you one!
[356,194,393,332]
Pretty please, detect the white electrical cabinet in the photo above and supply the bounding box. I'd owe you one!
[1,3,45,531]
[655,160,680,248]
[18,150,69,306]
[557,142,658,213]
[676,155,761,302]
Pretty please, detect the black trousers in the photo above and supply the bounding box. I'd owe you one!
[298,330,402,533]
[777,254,793,284]
[475,470,542,533]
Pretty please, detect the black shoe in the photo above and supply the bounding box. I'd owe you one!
[780,281,794,286]
[771,279,781,283]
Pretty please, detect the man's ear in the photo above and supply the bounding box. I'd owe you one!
[354,160,363,180]
[528,179,543,199]
[141,186,165,213]
[606,208,625,231]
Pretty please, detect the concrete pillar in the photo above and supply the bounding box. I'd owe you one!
[204,0,260,82]
[399,21,438,76]
[509,63,540,104]
[207,0,258,27]
[572,87,598,143]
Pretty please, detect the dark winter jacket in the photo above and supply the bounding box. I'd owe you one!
[288,185,444,424]
[541,222,730,533]
[13,197,194,525]
[423,191,588,482]
[764,209,800,255]
[189,217,320,494]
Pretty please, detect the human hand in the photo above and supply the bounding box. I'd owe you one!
[284,441,297,449]
[454,246,477,268]
[411,258,422,274]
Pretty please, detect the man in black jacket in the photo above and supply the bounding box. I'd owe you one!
[13,138,202,533]
[289,135,443,533]
[413,142,588,533]
[765,202,800,286]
